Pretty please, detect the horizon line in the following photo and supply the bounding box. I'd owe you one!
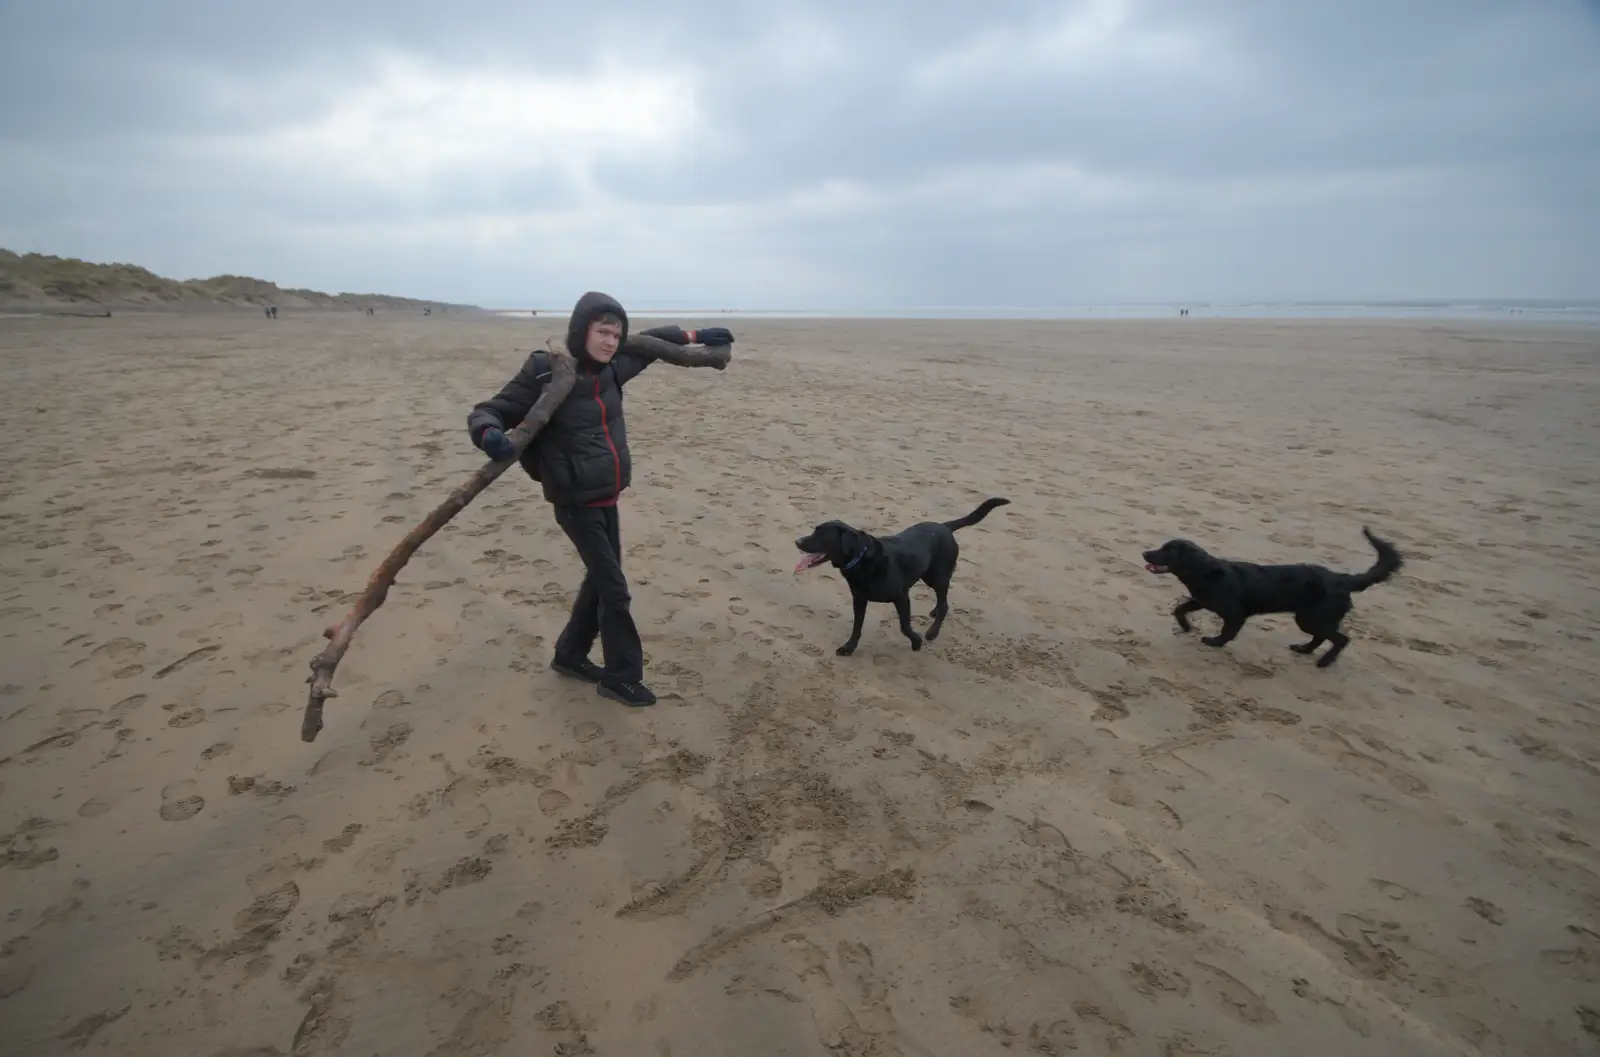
[486,297,1600,313]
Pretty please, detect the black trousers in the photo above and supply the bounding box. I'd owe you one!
[553,504,644,682]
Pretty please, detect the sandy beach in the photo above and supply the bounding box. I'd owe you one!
[1,312,1597,1056]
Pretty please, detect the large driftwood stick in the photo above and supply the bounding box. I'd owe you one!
[300,341,578,742]
[625,332,733,370]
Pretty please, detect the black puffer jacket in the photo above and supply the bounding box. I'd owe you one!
[467,291,689,506]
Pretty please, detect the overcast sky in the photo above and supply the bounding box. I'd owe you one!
[2,1,1597,308]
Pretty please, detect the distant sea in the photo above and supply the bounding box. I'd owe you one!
[494,301,1600,324]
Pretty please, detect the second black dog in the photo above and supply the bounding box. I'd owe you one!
[795,498,1010,655]
[1141,527,1403,667]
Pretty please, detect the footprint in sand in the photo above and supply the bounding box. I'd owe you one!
[95,637,146,663]
[235,881,301,933]
[268,815,307,844]
[1193,962,1278,1026]
[168,708,206,728]
[538,790,572,816]
[110,694,148,718]
[77,795,116,818]
[573,722,604,744]
[1127,960,1192,998]
[304,820,360,856]
[1370,879,1417,901]
[159,780,205,822]
[1106,769,1138,807]
[361,723,412,766]
[112,665,145,679]
[373,689,409,710]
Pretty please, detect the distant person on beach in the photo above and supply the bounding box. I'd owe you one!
[466,292,734,708]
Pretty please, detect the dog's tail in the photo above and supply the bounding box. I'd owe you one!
[945,497,1010,531]
[1339,527,1403,592]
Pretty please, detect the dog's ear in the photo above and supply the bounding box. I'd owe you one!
[835,525,863,558]
[1176,541,1224,580]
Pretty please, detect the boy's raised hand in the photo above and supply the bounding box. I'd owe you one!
[693,326,734,346]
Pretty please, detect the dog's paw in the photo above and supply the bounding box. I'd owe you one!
[909,637,923,652]
[1315,654,1339,668]
[1174,623,1192,635]
[1200,635,1227,648]
[836,644,857,657]
[1289,643,1316,654]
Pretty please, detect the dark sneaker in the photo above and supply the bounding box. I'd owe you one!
[597,678,657,707]
[550,655,604,683]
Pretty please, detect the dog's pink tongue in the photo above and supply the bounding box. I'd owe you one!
[1145,563,1163,573]
[794,553,826,573]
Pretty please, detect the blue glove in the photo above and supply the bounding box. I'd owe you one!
[693,326,734,346]
[480,427,515,461]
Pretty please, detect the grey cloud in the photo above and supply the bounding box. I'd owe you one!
[615,1,1599,195]
[2,0,1596,305]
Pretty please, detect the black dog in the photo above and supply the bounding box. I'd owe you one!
[794,498,1010,655]
[1141,528,1403,667]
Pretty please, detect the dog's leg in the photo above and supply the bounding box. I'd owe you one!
[1201,613,1245,648]
[1316,630,1350,667]
[837,592,867,656]
[925,578,951,641]
[1173,599,1202,633]
[1291,611,1325,654]
[894,595,923,651]
[1311,597,1353,667]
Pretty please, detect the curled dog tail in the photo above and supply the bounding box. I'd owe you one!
[945,497,1011,532]
[1340,527,1403,592]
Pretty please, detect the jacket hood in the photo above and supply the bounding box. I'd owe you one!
[565,291,630,363]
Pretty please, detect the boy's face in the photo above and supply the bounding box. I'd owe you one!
[586,319,623,363]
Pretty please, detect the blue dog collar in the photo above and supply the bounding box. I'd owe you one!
[841,547,868,571]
